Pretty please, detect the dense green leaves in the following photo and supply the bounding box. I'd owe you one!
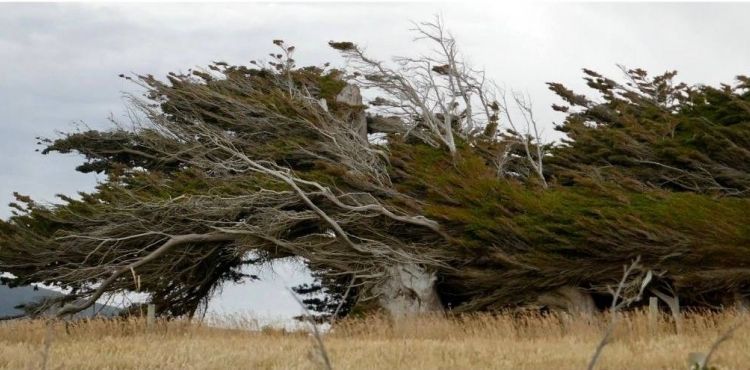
[548,68,750,196]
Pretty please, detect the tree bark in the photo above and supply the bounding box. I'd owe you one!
[733,292,749,313]
[335,84,368,142]
[537,285,596,318]
[374,263,443,318]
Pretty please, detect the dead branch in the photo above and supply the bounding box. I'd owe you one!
[56,232,234,317]
[288,287,333,370]
[587,257,652,370]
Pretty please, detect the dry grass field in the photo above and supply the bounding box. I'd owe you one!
[0,310,748,370]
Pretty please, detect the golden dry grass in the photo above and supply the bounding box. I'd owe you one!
[0,310,748,370]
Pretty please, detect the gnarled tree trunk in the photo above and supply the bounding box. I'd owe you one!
[374,263,443,318]
[732,292,749,313]
[335,84,368,142]
[537,285,596,318]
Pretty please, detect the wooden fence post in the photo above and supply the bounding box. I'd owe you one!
[651,288,681,334]
[146,304,155,328]
[648,296,658,335]
[673,295,682,334]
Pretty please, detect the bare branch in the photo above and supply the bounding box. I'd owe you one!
[56,232,234,317]
[588,257,650,370]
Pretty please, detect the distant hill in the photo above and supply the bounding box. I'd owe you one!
[0,283,120,318]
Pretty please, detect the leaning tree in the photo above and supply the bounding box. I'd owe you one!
[1,21,472,319]
[2,20,750,320]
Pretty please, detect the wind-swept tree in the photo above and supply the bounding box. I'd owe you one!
[0,22,489,318]
[2,20,750,320]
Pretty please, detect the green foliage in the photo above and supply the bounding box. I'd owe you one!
[548,68,750,196]
[384,68,750,310]
[3,41,750,319]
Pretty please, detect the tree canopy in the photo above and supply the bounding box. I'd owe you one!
[2,23,749,319]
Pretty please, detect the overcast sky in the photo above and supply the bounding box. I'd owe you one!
[2,2,749,322]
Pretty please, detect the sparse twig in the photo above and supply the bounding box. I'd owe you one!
[693,318,747,370]
[587,256,651,370]
[288,287,333,370]
[329,276,356,327]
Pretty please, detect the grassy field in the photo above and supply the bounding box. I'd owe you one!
[0,310,747,369]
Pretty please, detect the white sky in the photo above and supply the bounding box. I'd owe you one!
[1,2,749,321]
